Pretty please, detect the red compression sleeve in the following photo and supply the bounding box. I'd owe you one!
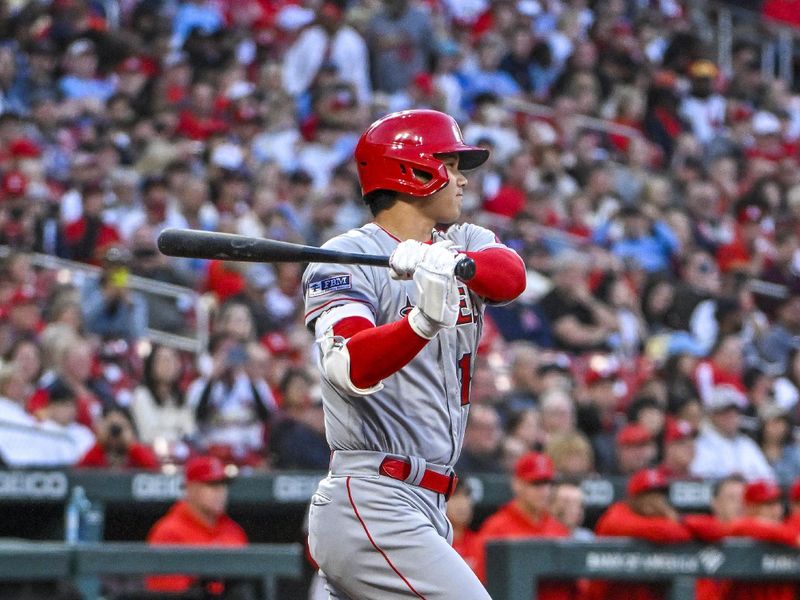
[332,316,429,389]
[463,248,526,302]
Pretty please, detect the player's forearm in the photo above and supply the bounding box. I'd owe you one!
[333,316,429,389]
[463,248,526,302]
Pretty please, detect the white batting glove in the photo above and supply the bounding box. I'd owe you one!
[389,240,428,280]
[408,246,460,339]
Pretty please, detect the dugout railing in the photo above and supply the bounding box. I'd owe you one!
[2,538,800,600]
[0,540,303,600]
[486,538,800,600]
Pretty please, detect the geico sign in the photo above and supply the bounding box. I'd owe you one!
[0,471,68,499]
[132,473,184,501]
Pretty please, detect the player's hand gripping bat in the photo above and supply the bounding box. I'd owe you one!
[157,229,476,281]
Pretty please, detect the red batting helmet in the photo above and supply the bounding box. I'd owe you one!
[355,109,489,198]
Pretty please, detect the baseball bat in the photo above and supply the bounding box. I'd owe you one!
[157,229,476,280]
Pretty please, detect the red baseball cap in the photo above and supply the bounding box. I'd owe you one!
[9,138,42,159]
[745,480,782,505]
[584,354,620,386]
[627,468,669,496]
[514,452,555,483]
[664,419,697,444]
[616,423,653,447]
[185,456,233,484]
[789,479,800,502]
[117,55,157,77]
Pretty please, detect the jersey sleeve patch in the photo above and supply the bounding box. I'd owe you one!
[308,274,352,297]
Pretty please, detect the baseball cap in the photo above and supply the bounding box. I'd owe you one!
[616,423,653,447]
[789,479,800,502]
[514,452,555,483]
[704,384,747,412]
[117,56,156,77]
[627,468,669,496]
[744,480,782,504]
[9,138,42,159]
[67,38,96,57]
[276,5,315,31]
[664,418,697,443]
[185,455,233,484]
[752,111,782,136]
[584,354,620,386]
[688,60,719,79]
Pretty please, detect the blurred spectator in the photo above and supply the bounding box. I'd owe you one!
[551,481,593,541]
[459,34,522,109]
[504,407,542,453]
[594,206,679,273]
[691,385,774,481]
[712,475,747,524]
[3,337,42,399]
[282,2,371,105]
[214,300,257,344]
[77,406,159,470]
[755,402,800,483]
[717,197,770,276]
[756,295,800,372]
[38,378,96,465]
[269,367,329,470]
[187,335,276,467]
[446,481,481,574]
[29,333,108,428]
[658,419,698,479]
[679,60,726,145]
[456,404,504,473]
[58,38,115,105]
[61,183,122,265]
[501,343,545,414]
[663,250,722,356]
[695,475,746,600]
[130,344,195,449]
[146,455,254,599]
[695,334,748,410]
[576,355,625,474]
[80,246,148,340]
[539,387,577,446]
[128,226,194,334]
[588,468,725,600]
[474,453,578,599]
[546,431,595,479]
[724,480,800,600]
[366,0,435,94]
[614,423,658,476]
[119,175,188,241]
[0,364,61,467]
[0,286,45,356]
[537,251,618,353]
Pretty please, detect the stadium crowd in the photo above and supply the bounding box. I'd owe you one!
[4,0,800,590]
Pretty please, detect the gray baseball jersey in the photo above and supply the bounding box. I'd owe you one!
[304,221,506,599]
[303,222,506,467]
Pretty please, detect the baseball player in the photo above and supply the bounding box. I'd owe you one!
[303,109,526,599]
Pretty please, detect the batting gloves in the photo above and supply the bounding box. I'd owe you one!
[408,245,460,339]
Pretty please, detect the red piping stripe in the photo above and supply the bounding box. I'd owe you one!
[346,477,426,599]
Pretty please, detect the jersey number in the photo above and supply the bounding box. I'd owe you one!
[457,353,472,406]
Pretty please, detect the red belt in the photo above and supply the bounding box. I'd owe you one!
[379,457,459,500]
